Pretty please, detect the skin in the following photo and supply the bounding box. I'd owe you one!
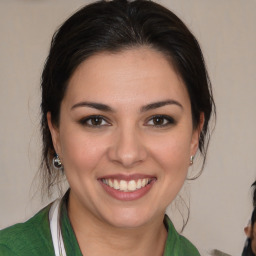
[48,47,203,256]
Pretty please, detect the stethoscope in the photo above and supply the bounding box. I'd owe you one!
[49,199,67,256]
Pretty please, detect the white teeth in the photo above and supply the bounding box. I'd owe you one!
[102,178,152,192]
[137,179,142,189]
[119,180,128,191]
[128,180,136,191]
[109,179,113,188]
[113,179,120,190]
[141,179,147,187]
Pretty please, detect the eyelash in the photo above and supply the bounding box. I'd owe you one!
[79,114,175,128]
[79,115,110,127]
[145,115,176,127]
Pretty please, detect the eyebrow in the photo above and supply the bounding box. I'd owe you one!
[71,102,114,112]
[141,99,183,112]
[71,99,183,112]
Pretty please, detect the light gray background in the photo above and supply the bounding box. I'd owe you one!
[0,1,256,255]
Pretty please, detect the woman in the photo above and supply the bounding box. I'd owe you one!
[0,0,215,255]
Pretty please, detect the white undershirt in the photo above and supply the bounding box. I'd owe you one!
[49,199,67,256]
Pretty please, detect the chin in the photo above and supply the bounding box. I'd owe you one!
[102,208,157,229]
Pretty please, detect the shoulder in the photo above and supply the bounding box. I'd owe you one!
[0,204,54,256]
[178,234,201,255]
[164,215,200,256]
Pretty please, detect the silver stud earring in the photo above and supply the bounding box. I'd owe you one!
[53,154,63,170]
[190,155,194,165]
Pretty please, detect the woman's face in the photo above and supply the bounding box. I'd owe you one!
[48,47,201,228]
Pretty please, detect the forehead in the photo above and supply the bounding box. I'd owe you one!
[64,47,190,107]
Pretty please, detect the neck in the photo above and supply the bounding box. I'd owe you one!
[68,192,167,256]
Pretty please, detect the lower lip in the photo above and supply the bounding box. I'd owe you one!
[99,179,156,201]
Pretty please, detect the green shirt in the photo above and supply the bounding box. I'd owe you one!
[0,195,200,256]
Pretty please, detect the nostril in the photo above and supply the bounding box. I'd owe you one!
[106,128,148,168]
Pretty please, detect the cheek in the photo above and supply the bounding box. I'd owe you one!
[59,129,108,175]
[148,132,192,170]
[147,131,191,197]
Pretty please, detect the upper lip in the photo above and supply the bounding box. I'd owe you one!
[98,174,156,181]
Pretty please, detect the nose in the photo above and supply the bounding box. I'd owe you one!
[107,126,147,168]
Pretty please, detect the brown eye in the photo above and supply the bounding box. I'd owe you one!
[90,117,103,126]
[146,115,175,127]
[79,115,110,127]
[152,116,165,125]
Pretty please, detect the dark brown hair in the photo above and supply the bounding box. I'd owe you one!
[41,0,215,196]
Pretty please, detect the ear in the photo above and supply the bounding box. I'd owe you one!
[47,112,61,156]
[190,112,205,156]
[245,225,252,238]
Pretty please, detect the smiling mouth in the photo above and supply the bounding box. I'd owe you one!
[101,178,154,192]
